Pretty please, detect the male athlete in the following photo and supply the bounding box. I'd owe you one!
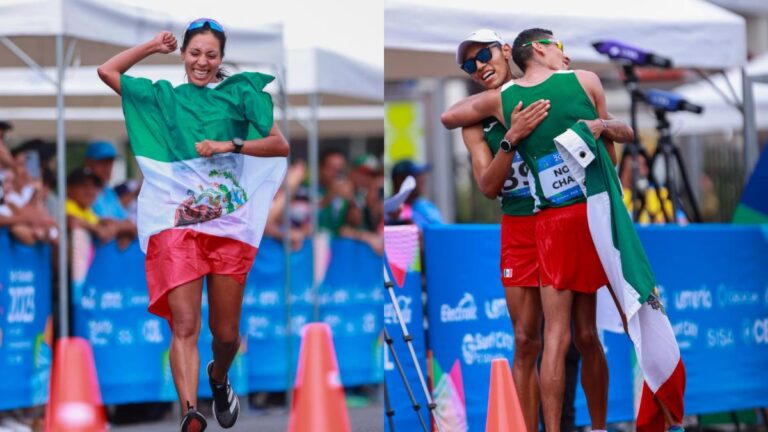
[443,28,633,432]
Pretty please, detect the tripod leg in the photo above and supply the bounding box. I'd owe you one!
[383,381,396,432]
[383,267,445,432]
[671,144,702,222]
[384,326,429,432]
[640,147,671,223]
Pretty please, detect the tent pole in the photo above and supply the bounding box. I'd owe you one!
[55,34,68,338]
[308,92,320,322]
[742,68,758,183]
[275,62,295,409]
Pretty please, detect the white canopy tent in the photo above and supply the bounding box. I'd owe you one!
[0,48,383,141]
[0,0,285,338]
[385,0,746,79]
[671,53,768,135]
[383,0,747,221]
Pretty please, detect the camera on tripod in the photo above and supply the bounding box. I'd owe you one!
[593,39,704,224]
[643,89,704,114]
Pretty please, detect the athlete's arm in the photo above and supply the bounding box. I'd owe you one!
[574,70,618,165]
[462,102,549,199]
[195,124,290,158]
[441,88,504,129]
[462,125,508,199]
[580,115,634,144]
[97,32,178,95]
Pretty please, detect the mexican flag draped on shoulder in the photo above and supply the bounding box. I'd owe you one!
[554,122,685,432]
[120,72,287,254]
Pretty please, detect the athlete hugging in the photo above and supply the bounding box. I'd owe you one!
[442,28,683,432]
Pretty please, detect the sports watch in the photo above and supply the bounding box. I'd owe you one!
[231,137,244,154]
[499,138,518,153]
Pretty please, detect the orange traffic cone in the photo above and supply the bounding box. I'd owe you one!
[485,358,526,432]
[288,323,351,432]
[45,337,106,432]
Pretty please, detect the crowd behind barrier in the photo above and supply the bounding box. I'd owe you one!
[0,229,52,410]
[0,231,383,408]
[382,224,768,430]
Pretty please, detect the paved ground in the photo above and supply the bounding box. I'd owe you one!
[111,402,383,432]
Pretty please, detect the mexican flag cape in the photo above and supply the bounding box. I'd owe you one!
[120,72,286,255]
[554,122,685,432]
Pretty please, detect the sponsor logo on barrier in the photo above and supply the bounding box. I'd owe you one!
[247,315,270,338]
[461,331,514,365]
[9,270,33,284]
[441,293,478,323]
[672,320,699,349]
[100,292,123,310]
[751,318,768,345]
[129,294,149,306]
[258,291,279,307]
[484,298,509,320]
[323,314,342,329]
[384,295,412,325]
[363,313,377,333]
[717,285,760,308]
[383,345,393,371]
[142,319,164,343]
[88,320,113,346]
[674,288,712,311]
[80,288,96,310]
[764,285,768,306]
[332,290,350,304]
[118,329,133,345]
[7,286,35,323]
[706,327,734,348]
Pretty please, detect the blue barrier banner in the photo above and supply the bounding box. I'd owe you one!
[242,238,313,392]
[73,240,175,404]
[0,229,53,409]
[73,235,383,402]
[424,224,768,429]
[319,237,384,386]
[638,225,768,414]
[383,263,431,431]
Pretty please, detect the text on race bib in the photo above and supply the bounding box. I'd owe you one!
[500,153,532,199]
[536,151,584,204]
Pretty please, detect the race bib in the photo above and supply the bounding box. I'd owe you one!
[536,151,584,204]
[500,153,532,199]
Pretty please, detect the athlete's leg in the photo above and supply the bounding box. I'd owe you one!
[539,285,574,432]
[166,278,204,413]
[505,285,542,431]
[207,274,246,381]
[572,291,608,430]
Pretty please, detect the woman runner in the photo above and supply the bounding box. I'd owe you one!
[98,18,289,431]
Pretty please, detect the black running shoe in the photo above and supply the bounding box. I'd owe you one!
[180,406,207,432]
[207,361,240,428]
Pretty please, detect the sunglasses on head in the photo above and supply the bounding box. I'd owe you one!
[187,18,225,33]
[522,38,564,52]
[460,43,500,74]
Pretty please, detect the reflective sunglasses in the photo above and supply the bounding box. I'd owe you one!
[460,43,500,74]
[187,18,225,33]
[522,38,564,52]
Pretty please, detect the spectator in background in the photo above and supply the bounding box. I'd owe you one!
[318,148,356,236]
[65,167,116,243]
[619,155,673,224]
[339,153,383,254]
[114,179,141,224]
[390,160,444,229]
[83,141,137,247]
[264,160,312,250]
[4,149,58,245]
[0,120,14,168]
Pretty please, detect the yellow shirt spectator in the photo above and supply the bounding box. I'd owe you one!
[66,198,99,226]
[622,186,673,225]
